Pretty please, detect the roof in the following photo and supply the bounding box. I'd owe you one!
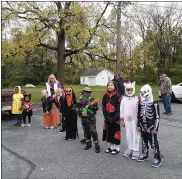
[80,68,104,76]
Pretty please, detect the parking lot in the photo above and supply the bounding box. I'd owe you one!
[2,102,182,179]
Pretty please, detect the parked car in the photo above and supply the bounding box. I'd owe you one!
[1,88,26,115]
[24,84,36,88]
[158,82,182,102]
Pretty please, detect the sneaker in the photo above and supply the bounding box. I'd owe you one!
[45,127,49,129]
[111,149,120,155]
[105,147,113,153]
[68,138,74,141]
[167,112,172,116]
[27,123,31,127]
[21,124,26,127]
[152,159,162,168]
[50,126,54,129]
[132,151,140,160]
[123,149,133,158]
[58,129,65,133]
[162,112,167,114]
[138,154,149,161]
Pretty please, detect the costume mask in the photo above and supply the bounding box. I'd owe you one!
[124,81,136,97]
[65,87,72,96]
[140,84,154,103]
[65,87,73,106]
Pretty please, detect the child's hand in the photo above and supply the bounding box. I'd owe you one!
[46,111,50,114]
[137,127,141,134]
[152,130,158,134]
[121,120,125,128]
[82,112,87,117]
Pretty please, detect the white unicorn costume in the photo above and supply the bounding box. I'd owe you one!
[120,81,140,159]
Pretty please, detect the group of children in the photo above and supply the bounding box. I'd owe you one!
[102,80,162,168]
[11,80,162,168]
[12,86,33,127]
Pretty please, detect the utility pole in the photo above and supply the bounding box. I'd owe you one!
[116,1,121,76]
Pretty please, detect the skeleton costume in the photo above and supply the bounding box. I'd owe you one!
[137,84,162,168]
[120,81,140,159]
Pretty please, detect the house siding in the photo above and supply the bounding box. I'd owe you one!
[80,69,114,86]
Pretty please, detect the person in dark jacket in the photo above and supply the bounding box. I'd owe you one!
[102,81,121,155]
[112,74,125,96]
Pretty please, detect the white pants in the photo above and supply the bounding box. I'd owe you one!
[125,121,140,151]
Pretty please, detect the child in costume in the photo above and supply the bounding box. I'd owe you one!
[102,81,121,155]
[41,90,60,129]
[120,81,140,159]
[22,93,33,127]
[78,91,86,144]
[61,87,78,140]
[53,88,66,133]
[12,86,24,126]
[76,87,100,153]
[137,84,162,168]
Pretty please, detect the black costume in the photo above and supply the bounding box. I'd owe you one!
[62,87,78,140]
[112,76,125,96]
[41,96,53,113]
[138,100,161,161]
[102,90,121,145]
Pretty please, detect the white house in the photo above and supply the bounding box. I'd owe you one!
[80,68,114,86]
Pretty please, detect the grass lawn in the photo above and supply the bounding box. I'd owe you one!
[22,84,160,104]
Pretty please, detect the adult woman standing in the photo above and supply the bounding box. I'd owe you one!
[43,74,61,129]
[46,74,61,97]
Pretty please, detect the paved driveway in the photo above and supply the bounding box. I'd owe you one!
[2,102,182,179]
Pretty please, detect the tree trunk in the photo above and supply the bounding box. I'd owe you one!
[57,29,65,88]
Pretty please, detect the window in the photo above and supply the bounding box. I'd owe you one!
[83,77,85,83]
[108,76,111,81]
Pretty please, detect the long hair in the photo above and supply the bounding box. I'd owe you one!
[47,74,57,84]
[106,80,118,93]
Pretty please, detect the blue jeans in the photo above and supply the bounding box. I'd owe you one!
[162,94,172,113]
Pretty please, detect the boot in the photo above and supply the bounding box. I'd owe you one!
[80,139,86,144]
[84,141,92,150]
[95,143,100,153]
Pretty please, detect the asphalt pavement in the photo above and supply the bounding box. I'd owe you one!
[2,102,182,179]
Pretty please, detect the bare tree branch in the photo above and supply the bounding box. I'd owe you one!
[65,2,110,57]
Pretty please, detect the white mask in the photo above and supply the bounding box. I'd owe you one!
[140,84,154,103]
[124,81,136,97]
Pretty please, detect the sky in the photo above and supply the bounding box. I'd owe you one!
[2,1,182,45]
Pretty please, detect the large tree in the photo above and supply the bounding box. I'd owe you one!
[2,1,109,86]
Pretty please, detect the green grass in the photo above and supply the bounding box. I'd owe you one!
[21,84,160,104]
